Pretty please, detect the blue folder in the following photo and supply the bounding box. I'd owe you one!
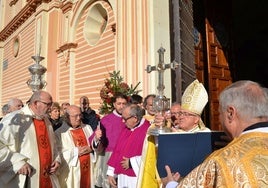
[157,131,225,177]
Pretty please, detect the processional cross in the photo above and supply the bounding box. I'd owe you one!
[145,47,179,133]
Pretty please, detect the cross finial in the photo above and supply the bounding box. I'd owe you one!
[145,47,180,134]
[145,47,179,96]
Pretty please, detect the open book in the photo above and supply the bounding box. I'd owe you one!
[157,131,226,177]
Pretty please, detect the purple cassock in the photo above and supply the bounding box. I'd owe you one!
[100,110,126,152]
[107,118,150,176]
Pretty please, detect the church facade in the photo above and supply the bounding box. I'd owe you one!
[1,0,267,130]
[0,0,172,114]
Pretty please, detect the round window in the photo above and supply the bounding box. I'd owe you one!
[84,3,108,46]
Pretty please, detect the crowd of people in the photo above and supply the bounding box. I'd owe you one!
[0,79,268,188]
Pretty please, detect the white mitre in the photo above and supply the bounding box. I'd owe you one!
[181,79,208,129]
[181,79,208,115]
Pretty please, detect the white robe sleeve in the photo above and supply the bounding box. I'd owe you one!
[69,147,79,166]
[107,165,115,177]
[0,118,28,184]
[130,156,141,176]
[166,181,179,188]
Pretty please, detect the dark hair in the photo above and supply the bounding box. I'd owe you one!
[112,92,129,103]
[130,94,143,104]
[80,96,89,103]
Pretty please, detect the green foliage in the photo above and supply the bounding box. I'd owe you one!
[99,71,141,115]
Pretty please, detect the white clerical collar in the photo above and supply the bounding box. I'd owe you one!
[242,127,268,135]
[130,118,145,131]
[113,109,122,117]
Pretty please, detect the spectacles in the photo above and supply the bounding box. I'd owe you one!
[122,116,133,122]
[177,111,197,117]
[37,100,52,107]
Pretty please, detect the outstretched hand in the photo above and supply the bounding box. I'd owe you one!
[161,165,181,187]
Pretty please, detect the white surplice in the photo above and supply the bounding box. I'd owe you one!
[55,122,97,188]
[0,105,61,188]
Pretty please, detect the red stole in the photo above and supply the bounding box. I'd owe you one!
[70,128,91,188]
[33,119,52,188]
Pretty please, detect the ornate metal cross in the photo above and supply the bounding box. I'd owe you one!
[145,47,179,133]
[145,47,179,97]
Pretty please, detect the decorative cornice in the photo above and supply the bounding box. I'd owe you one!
[0,0,52,42]
[9,0,19,6]
[56,42,78,53]
[61,1,73,14]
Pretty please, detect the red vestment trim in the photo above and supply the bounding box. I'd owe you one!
[33,119,52,188]
[70,128,91,188]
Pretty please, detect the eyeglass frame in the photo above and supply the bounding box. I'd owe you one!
[121,116,134,122]
[172,111,197,117]
[37,100,52,107]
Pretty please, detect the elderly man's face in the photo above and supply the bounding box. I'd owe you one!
[34,93,53,117]
[9,100,24,112]
[121,107,137,129]
[68,107,82,128]
[178,109,200,131]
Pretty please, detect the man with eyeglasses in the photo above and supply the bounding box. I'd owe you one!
[0,90,61,188]
[164,81,268,187]
[55,105,102,188]
[154,80,210,133]
[107,104,150,188]
[94,93,128,188]
[138,80,210,188]
[176,80,210,132]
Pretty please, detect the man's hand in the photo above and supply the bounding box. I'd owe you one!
[49,161,60,174]
[154,113,166,127]
[94,125,102,141]
[78,146,92,156]
[120,156,130,170]
[161,165,180,187]
[108,175,117,188]
[17,163,32,176]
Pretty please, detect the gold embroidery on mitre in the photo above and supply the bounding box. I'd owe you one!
[181,79,208,115]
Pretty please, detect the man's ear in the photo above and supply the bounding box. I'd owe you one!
[194,116,200,124]
[227,106,235,121]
